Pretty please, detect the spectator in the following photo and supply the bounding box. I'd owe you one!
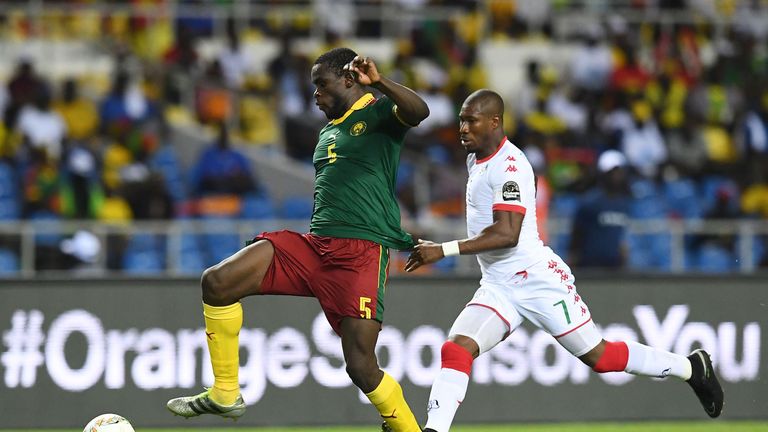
[570,26,614,92]
[218,22,253,90]
[60,139,102,219]
[569,150,631,268]
[666,116,708,177]
[163,24,199,71]
[53,79,98,141]
[610,47,651,93]
[5,59,46,127]
[189,123,257,197]
[620,99,667,178]
[99,70,152,135]
[17,87,67,161]
[22,145,61,217]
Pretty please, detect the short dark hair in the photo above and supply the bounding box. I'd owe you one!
[465,89,505,118]
[314,47,358,77]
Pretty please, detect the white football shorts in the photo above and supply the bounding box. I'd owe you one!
[449,253,602,357]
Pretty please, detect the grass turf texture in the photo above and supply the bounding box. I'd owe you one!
[4,422,767,432]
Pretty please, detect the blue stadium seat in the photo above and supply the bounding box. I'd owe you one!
[627,233,652,269]
[0,162,18,199]
[396,159,415,190]
[700,175,740,215]
[180,232,201,251]
[697,245,736,273]
[149,146,187,202]
[0,248,20,275]
[122,249,165,274]
[280,196,314,219]
[550,193,580,219]
[240,192,276,220]
[30,211,63,246]
[122,233,165,273]
[200,218,240,264]
[126,233,163,251]
[734,235,766,269]
[629,197,667,220]
[0,196,20,220]
[548,231,570,258]
[179,248,206,274]
[432,255,457,273]
[648,233,672,270]
[627,233,671,271]
[664,178,703,219]
[629,178,659,200]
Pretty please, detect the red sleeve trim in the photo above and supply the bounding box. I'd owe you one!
[492,203,527,214]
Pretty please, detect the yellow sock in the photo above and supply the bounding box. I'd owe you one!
[366,372,420,432]
[203,302,242,405]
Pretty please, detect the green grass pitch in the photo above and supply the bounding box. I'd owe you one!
[4,422,768,432]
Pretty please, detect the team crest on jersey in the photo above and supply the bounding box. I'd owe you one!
[350,121,367,136]
[502,181,521,201]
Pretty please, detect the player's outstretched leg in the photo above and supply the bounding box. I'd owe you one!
[167,389,246,419]
[686,349,724,418]
[576,336,724,419]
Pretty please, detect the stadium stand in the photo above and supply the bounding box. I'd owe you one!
[0,0,766,275]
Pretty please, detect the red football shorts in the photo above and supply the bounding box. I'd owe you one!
[253,230,390,335]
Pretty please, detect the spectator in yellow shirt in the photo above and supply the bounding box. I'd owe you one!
[54,79,98,141]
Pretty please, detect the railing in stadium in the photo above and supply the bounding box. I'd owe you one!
[0,218,765,277]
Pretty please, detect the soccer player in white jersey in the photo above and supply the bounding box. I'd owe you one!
[404,89,724,432]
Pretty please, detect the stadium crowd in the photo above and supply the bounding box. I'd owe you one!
[0,0,767,273]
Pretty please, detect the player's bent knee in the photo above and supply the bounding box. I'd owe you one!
[201,266,232,304]
[592,341,629,373]
[441,341,474,374]
[345,358,378,391]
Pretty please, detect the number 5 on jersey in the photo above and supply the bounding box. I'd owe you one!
[359,297,372,319]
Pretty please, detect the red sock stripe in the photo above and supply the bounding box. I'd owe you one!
[441,341,473,375]
[593,341,629,373]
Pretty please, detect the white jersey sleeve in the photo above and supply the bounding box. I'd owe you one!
[489,150,530,216]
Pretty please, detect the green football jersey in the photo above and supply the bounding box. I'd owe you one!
[310,93,415,250]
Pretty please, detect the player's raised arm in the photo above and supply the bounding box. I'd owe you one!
[344,55,429,126]
[404,211,523,273]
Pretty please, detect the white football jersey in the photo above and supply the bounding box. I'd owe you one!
[466,137,545,283]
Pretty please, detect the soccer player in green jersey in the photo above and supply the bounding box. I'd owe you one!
[167,48,429,432]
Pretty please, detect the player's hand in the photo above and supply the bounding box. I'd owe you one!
[343,55,381,86]
[404,239,443,272]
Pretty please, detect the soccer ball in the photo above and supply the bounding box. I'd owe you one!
[82,414,135,432]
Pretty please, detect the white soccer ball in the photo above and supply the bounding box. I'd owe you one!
[82,413,135,432]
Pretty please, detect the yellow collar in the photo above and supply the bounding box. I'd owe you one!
[330,93,376,125]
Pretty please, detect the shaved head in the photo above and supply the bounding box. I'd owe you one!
[459,89,506,158]
[464,89,504,122]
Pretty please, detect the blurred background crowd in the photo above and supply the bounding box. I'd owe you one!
[0,0,767,276]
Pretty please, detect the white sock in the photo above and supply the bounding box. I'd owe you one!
[424,368,469,432]
[625,341,692,380]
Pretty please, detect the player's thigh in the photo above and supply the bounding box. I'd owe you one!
[312,238,389,335]
[205,239,275,298]
[449,288,523,356]
[515,258,601,356]
[222,230,319,299]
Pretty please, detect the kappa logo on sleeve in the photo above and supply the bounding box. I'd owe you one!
[502,181,521,201]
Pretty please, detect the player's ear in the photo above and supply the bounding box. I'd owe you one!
[344,71,356,87]
[491,114,501,129]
